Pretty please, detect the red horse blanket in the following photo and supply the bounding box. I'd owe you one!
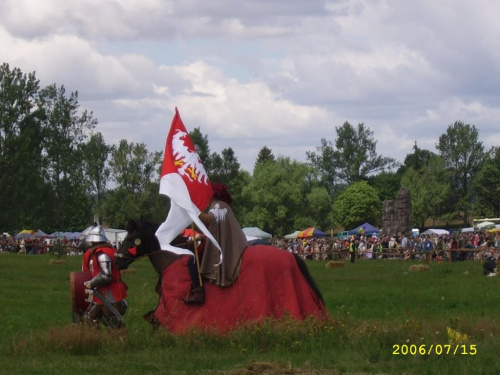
[152,245,328,333]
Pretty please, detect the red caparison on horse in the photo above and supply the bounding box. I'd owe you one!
[116,219,328,334]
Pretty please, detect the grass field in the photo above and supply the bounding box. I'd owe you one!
[0,253,499,375]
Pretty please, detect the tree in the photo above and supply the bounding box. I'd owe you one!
[304,186,332,231]
[397,142,437,175]
[109,140,161,193]
[38,84,97,230]
[209,147,249,220]
[424,156,452,225]
[306,137,337,194]
[436,121,484,225]
[368,171,401,202]
[187,127,249,221]
[400,156,451,228]
[307,122,397,193]
[209,147,240,186]
[104,140,162,226]
[255,146,275,168]
[227,169,252,220]
[332,181,382,229]
[475,146,500,217]
[241,157,315,236]
[189,127,242,192]
[82,132,111,216]
[102,187,143,228]
[400,168,428,229]
[189,127,212,170]
[0,63,47,230]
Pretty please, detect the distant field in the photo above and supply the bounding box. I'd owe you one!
[0,253,499,374]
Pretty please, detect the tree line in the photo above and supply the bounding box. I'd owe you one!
[1,63,499,236]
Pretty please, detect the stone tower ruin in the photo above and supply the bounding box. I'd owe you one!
[381,188,412,237]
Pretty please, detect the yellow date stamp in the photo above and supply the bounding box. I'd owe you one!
[392,344,477,356]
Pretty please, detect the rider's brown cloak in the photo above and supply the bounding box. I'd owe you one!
[200,199,248,287]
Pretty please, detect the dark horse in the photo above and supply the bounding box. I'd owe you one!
[116,219,327,333]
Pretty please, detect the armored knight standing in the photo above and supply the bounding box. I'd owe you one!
[79,225,128,328]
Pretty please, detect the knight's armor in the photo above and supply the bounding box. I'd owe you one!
[79,225,128,328]
[88,252,118,300]
[78,224,109,250]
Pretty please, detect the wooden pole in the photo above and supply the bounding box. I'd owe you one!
[191,223,203,287]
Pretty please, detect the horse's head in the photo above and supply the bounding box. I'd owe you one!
[116,219,160,270]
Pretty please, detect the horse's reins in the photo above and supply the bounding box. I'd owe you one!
[121,241,194,279]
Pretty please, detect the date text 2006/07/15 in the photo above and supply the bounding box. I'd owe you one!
[392,344,477,356]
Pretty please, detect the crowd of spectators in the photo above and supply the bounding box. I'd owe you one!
[0,234,81,255]
[271,230,500,262]
[3,228,500,263]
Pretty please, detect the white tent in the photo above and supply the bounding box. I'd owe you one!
[460,227,474,233]
[476,221,495,230]
[33,229,48,238]
[242,227,272,238]
[284,230,301,239]
[420,229,450,236]
[104,228,128,247]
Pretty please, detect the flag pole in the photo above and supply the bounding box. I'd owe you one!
[191,223,203,287]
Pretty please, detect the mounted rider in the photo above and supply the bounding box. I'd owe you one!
[199,183,249,285]
[79,224,128,328]
[184,183,249,304]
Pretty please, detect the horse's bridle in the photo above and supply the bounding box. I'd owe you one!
[116,237,148,266]
[116,237,172,263]
[116,234,192,265]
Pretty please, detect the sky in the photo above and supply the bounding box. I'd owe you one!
[1,0,499,173]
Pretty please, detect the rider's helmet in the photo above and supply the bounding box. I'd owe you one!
[78,225,109,249]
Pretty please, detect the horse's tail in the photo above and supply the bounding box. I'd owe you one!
[293,254,324,305]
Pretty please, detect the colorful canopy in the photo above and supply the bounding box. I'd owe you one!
[17,229,34,235]
[15,229,35,239]
[297,227,327,238]
[347,223,380,236]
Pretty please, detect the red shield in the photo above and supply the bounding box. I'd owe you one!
[70,271,93,315]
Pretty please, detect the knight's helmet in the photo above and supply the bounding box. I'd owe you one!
[78,224,109,249]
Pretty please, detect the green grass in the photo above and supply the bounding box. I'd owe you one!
[0,254,499,374]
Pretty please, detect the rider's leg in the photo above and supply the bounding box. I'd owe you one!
[185,255,204,304]
[187,255,200,289]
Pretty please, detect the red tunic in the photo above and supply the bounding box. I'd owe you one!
[83,246,128,304]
